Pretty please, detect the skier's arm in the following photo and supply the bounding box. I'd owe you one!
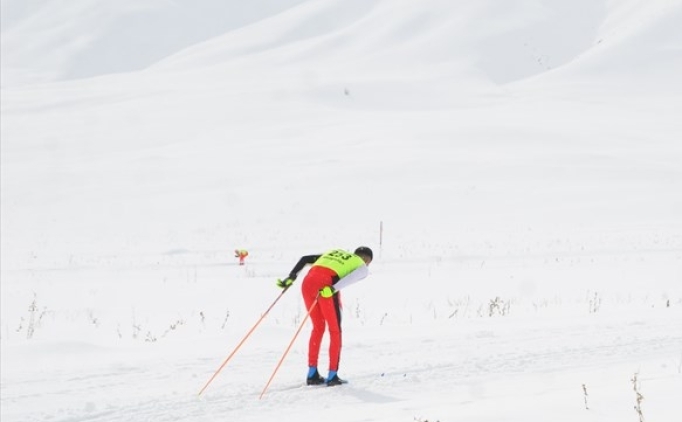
[332,265,369,291]
[288,254,321,279]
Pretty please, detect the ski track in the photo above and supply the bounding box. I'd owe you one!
[2,307,679,422]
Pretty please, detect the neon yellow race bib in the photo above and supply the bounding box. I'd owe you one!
[313,249,365,278]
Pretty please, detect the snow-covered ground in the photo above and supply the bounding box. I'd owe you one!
[1,1,681,421]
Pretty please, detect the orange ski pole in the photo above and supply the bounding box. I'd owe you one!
[259,298,318,399]
[198,287,290,396]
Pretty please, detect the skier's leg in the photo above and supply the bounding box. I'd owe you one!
[318,293,342,372]
[302,280,325,368]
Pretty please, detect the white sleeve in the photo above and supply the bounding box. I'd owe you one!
[333,265,369,291]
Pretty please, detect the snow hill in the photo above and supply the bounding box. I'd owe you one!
[2,0,681,88]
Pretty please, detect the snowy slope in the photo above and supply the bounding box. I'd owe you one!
[1,1,681,421]
[0,0,309,85]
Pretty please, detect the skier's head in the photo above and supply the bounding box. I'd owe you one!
[354,246,373,265]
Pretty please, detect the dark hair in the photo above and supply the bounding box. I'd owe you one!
[354,246,373,261]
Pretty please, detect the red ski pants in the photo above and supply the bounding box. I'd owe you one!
[301,266,342,372]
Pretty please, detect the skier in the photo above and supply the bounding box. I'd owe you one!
[276,246,373,386]
[234,249,248,265]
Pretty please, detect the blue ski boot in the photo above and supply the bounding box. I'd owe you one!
[306,367,325,386]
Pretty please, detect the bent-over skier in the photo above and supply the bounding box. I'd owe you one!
[277,246,373,386]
